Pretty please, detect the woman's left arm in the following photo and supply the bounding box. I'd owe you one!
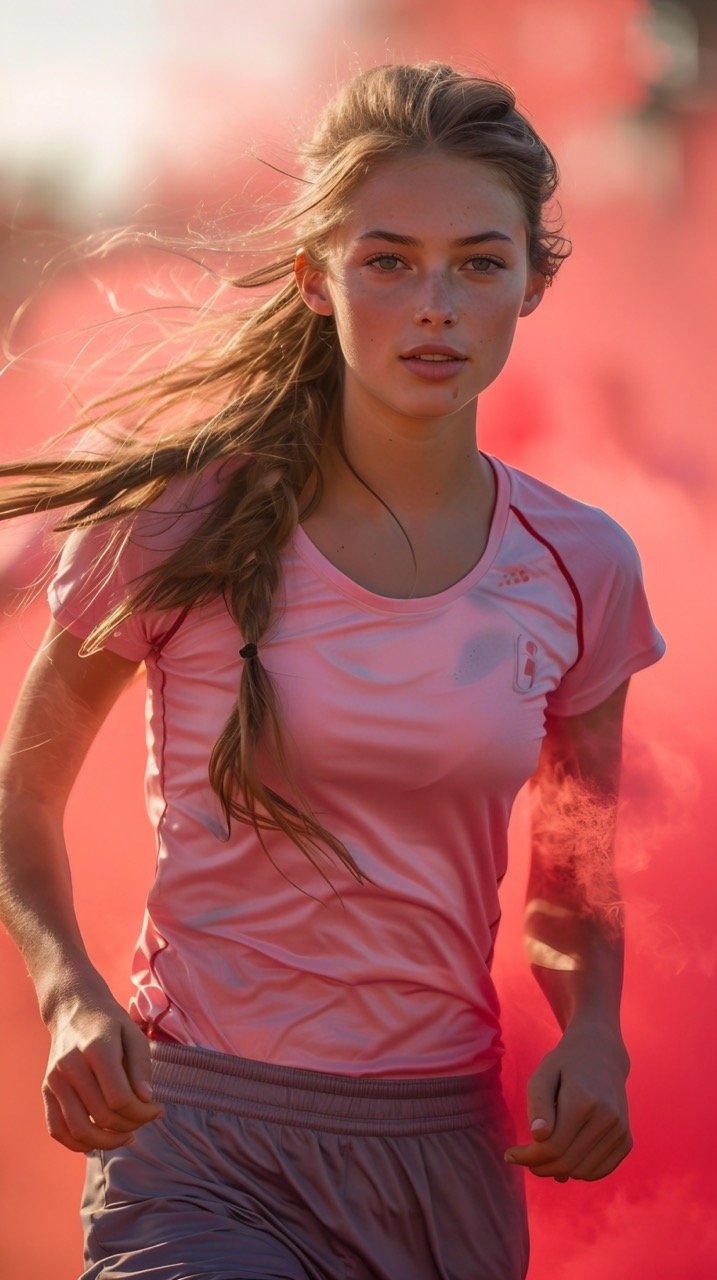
[505,678,633,1182]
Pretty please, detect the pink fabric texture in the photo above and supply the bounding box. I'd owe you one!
[48,455,665,1077]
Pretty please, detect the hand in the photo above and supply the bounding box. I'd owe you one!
[504,1022,632,1182]
[42,991,163,1153]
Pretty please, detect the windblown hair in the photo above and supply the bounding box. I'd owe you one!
[0,62,571,879]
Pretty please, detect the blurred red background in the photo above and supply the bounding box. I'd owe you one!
[1,3,715,1277]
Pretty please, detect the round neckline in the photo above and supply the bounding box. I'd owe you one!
[292,453,509,614]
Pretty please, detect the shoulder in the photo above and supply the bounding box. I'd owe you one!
[49,456,244,651]
[493,457,642,584]
[57,455,242,575]
[491,459,665,717]
[127,455,242,559]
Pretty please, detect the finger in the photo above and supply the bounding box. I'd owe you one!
[505,1112,594,1169]
[557,1117,629,1179]
[509,1074,623,1170]
[43,1084,136,1153]
[512,1118,628,1180]
[83,1042,163,1124]
[533,1132,630,1181]
[121,1023,157,1106]
[581,1138,633,1181]
[43,1090,91,1153]
[541,1088,629,1174]
[526,1057,560,1141]
[50,1045,160,1129]
[565,1130,633,1182]
[58,1065,140,1134]
[505,1139,563,1168]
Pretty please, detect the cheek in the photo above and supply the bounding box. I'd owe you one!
[474,298,523,357]
[332,291,393,358]
[474,280,526,326]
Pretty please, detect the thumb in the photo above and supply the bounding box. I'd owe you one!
[121,1022,155,1103]
[526,1056,560,1141]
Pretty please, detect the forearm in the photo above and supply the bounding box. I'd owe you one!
[527,691,626,1038]
[1,788,162,1153]
[507,904,632,1178]
[0,789,106,1022]
[0,628,162,1152]
[506,686,634,1179]
[525,898,626,1040]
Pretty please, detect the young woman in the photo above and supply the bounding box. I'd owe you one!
[0,63,664,1280]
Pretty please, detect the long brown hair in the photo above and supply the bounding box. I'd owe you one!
[0,62,571,878]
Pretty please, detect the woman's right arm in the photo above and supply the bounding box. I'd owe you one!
[0,618,163,1151]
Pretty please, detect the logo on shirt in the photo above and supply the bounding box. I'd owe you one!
[499,566,530,587]
[514,635,538,692]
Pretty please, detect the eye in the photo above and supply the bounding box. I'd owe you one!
[365,253,406,271]
[465,255,505,273]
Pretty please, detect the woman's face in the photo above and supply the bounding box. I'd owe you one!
[295,151,545,435]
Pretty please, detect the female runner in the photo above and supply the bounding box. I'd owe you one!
[0,62,664,1280]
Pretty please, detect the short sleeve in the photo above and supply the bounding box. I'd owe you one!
[48,518,162,660]
[47,462,232,660]
[546,520,665,717]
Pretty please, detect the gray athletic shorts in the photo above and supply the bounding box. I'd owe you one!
[80,1040,529,1280]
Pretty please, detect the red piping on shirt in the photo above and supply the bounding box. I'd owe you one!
[142,610,190,1037]
[509,504,585,674]
[153,604,192,653]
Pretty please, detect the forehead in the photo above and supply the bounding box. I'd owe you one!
[338,152,527,243]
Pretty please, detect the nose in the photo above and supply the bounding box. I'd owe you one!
[416,273,458,326]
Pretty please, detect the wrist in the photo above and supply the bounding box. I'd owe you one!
[34,951,110,1029]
[560,1015,630,1076]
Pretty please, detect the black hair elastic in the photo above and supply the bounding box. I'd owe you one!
[240,642,258,661]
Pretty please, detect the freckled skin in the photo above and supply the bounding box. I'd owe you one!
[293,154,546,599]
[296,153,544,452]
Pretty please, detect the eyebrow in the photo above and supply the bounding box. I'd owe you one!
[355,229,515,247]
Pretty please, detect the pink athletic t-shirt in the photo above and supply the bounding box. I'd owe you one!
[48,455,665,1077]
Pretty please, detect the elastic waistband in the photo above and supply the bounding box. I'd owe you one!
[149,1041,503,1137]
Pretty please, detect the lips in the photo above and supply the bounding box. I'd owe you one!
[399,344,469,382]
[401,344,467,360]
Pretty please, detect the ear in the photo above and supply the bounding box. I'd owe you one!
[519,272,546,319]
[294,250,334,317]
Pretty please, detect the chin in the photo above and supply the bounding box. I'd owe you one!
[402,385,475,408]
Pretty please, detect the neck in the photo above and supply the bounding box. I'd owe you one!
[327,383,488,519]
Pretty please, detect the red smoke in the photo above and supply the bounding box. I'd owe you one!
[1,3,716,1277]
